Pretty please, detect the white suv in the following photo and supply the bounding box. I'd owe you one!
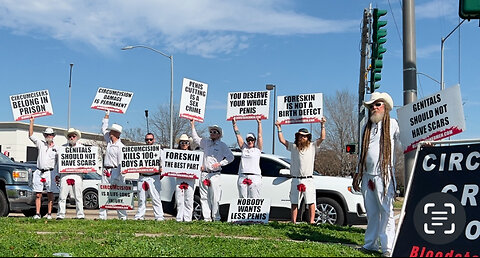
[160,151,367,225]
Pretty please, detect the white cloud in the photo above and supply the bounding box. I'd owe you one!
[417,44,439,58]
[0,0,357,57]
[416,0,457,20]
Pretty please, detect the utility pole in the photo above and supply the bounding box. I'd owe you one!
[403,0,418,186]
[358,8,370,145]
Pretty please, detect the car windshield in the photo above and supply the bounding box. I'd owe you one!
[84,173,102,180]
[280,157,291,164]
[0,152,15,164]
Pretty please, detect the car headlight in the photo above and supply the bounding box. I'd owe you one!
[348,186,362,195]
[12,169,29,182]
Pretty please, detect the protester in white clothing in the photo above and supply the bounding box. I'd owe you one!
[191,120,234,221]
[134,133,164,221]
[276,117,326,224]
[174,134,196,222]
[352,92,401,257]
[29,117,58,220]
[99,111,128,220]
[232,117,263,198]
[56,128,85,220]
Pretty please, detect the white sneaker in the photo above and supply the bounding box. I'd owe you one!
[33,214,41,219]
[155,218,164,221]
[134,217,144,220]
[46,214,52,220]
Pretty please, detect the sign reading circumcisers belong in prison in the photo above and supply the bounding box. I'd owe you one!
[10,90,53,121]
[179,78,208,122]
[120,145,163,174]
[396,85,465,153]
[161,149,203,179]
[277,93,323,125]
[58,146,99,173]
[226,91,270,121]
[99,183,134,210]
[228,198,271,224]
[90,87,134,114]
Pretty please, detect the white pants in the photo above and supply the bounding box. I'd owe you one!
[290,178,315,205]
[135,175,164,220]
[361,174,396,254]
[99,168,128,220]
[32,169,58,193]
[175,178,195,222]
[237,174,262,198]
[199,172,221,221]
[57,174,84,219]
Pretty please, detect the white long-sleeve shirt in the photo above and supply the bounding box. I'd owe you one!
[192,127,234,172]
[29,135,57,170]
[102,118,124,168]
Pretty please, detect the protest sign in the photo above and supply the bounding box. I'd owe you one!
[227,198,271,224]
[99,183,134,210]
[397,85,465,153]
[58,146,99,173]
[392,143,480,257]
[226,91,270,121]
[179,78,208,122]
[277,93,323,125]
[161,149,203,179]
[10,90,53,121]
[120,145,163,174]
[90,87,134,114]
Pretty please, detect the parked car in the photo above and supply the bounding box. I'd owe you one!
[66,172,102,209]
[0,152,58,217]
[160,151,367,225]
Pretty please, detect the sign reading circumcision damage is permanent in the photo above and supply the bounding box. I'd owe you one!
[90,87,134,114]
[10,90,53,121]
[120,145,163,174]
[58,146,99,173]
[179,78,208,122]
[397,85,465,153]
[161,149,203,179]
[226,90,270,121]
[277,93,323,125]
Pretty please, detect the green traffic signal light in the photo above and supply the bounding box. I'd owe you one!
[459,0,480,19]
[370,8,387,93]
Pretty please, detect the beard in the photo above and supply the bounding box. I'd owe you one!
[68,139,78,146]
[370,111,384,124]
[45,138,53,144]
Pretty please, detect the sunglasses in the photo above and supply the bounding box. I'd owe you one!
[145,138,154,142]
[210,130,220,134]
[370,102,384,109]
[246,138,255,142]
[180,141,190,145]
[67,135,77,139]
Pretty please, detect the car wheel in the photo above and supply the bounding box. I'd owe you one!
[315,197,345,225]
[83,190,99,209]
[0,190,9,217]
[192,195,203,221]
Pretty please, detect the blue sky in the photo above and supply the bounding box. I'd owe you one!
[0,0,479,158]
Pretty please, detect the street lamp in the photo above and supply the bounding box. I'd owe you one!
[122,45,174,148]
[145,110,149,133]
[67,63,73,129]
[266,84,276,154]
[440,19,465,91]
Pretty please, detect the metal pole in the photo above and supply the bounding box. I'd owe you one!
[440,19,465,91]
[145,110,149,133]
[403,0,418,186]
[169,55,174,149]
[273,86,276,154]
[358,8,369,146]
[68,63,73,129]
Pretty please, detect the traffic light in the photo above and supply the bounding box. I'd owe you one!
[370,8,387,93]
[346,144,356,154]
[459,0,480,19]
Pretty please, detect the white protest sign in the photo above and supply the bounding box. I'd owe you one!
[161,149,203,179]
[10,90,53,121]
[179,78,208,122]
[277,93,323,125]
[99,183,134,210]
[58,146,99,173]
[397,85,465,153]
[90,87,134,114]
[227,198,271,224]
[226,91,270,121]
[120,145,163,174]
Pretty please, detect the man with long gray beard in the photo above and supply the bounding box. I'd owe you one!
[353,92,401,257]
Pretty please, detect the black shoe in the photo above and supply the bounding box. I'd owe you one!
[56,217,64,220]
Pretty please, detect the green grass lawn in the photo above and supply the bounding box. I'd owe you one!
[0,218,380,257]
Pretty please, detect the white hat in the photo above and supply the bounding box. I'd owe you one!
[208,125,223,136]
[65,128,81,139]
[107,124,123,134]
[245,133,256,140]
[364,92,393,110]
[43,127,55,135]
[178,134,192,143]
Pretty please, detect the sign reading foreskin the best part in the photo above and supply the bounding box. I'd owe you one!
[90,87,134,114]
[10,90,53,121]
[58,146,99,173]
[226,90,270,121]
[120,145,163,174]
[396,85,465,153]
[277,93,323,125]
[179,78,208,122]
[161,149,203,179]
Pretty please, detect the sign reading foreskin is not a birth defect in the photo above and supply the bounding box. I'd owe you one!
[277,93,323,125]
[179,78,208,122]
[10,90,53,121]
[91,87,134,114]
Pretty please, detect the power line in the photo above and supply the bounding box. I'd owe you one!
[387,0,403,44]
